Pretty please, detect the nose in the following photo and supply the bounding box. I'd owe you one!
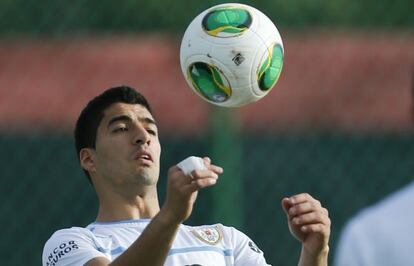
[132,123,150,145]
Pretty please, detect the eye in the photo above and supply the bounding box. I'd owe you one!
[113,126,128,133]
[147,129,157,136]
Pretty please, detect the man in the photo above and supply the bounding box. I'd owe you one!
[42,85,331,266]
[334,181,414,266]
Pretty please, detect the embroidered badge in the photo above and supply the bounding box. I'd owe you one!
[191,225,222,245]
[248,240,262,253]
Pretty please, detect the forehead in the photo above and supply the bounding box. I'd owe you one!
[102,102,154,122]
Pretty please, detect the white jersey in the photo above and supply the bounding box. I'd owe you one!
[42,219,270,266]
[334,181,414,266]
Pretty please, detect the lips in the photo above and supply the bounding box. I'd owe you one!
[134,150,153,163]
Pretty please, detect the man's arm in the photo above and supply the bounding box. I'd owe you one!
[281,193,331,266]
[84,211,181,266]
[86,157,223,266]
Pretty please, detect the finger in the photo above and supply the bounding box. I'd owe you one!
[169,164,202,182]
[300,223,330,237]
[202,159,223,174]
[191,169,219,180]
[289,193,316,205]
[168,172,192,188]
[194,177,218,188]
[180,169,219,192]
[207,164,223,174]
[171,178,217,197]
[292,212,331,227]
[203,157,211,166]
[168,167,198,190]
[168,165,184,174]
[288,201,323,217]
[184,177,218,192]
[281,197,292,214]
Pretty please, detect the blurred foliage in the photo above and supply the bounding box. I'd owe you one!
[0,0,412,37]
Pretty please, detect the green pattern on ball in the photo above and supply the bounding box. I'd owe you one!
[202,7,252,36]
[258,44,284,91]
[188,62,231,103]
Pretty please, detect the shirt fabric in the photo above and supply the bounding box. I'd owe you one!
[334,181,414,266]
[42,219,270,266]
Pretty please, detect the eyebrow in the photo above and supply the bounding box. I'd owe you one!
[107,115,157,129]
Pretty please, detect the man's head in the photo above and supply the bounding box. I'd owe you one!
[74,86,161,188]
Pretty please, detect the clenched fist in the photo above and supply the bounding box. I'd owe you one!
[282,193,331,266]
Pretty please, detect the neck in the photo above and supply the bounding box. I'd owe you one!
[95,184,160,222]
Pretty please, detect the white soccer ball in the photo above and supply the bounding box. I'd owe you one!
[180,3,284,107]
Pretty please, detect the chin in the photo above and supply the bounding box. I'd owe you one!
[134,170,158,186]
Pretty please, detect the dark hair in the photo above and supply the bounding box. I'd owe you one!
[74,85,152,183]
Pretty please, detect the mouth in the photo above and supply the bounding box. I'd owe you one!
[134,150,153,164]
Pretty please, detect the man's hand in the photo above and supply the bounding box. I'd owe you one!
[282,193,330,266]
[161,157,223,224]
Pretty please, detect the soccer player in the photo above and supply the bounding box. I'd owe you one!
[42,86,331,266]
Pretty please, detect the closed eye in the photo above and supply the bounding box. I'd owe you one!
[113,126,128,133]
[147,129,157,136]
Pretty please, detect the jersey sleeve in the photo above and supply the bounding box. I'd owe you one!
[42,227,109,266]
[227,226,271,266]
[334,218,370,266]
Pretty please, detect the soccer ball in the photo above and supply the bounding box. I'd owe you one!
[179,3,284,107]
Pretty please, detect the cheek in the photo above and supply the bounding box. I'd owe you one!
[95,141,123,166]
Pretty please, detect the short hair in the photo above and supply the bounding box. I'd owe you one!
[74,85,152,183]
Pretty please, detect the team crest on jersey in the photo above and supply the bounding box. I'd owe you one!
[248,240,262,253]
[191,225,222,245]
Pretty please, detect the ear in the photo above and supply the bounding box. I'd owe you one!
[79,148,96,173]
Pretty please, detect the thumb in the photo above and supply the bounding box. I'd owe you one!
[281,197,291,215]
[202,156,211,166]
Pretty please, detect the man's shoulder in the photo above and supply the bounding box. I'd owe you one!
[44,226,96,250]
[42,226,109,266]
[353,181,414,223]
[48,226,93,239]
[342,181,414,238]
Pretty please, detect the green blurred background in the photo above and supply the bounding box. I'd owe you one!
[1,0,414,265]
